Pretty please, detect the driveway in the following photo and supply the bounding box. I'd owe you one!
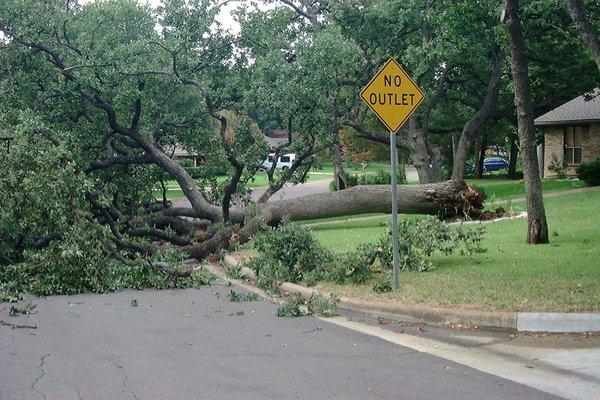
[0,285,567,400]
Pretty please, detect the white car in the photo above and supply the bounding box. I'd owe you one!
[260,153,296,171]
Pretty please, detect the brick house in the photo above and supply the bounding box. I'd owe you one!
[535,89,600,177]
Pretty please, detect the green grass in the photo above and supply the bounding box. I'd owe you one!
[314,161,390,175]
[467,178,584,203]
[312,190,600,312]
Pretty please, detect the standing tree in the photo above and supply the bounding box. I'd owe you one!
[564,0,600,71]
[266,0,350,190]
[503,0,549,244]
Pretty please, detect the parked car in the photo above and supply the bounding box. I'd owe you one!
[260,153,296,171]
[483,157,509,171]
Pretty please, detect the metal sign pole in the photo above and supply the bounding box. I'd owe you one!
[390,131,400,289]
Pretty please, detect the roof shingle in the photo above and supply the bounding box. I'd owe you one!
[534,88,600,126]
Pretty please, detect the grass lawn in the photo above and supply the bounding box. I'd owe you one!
[467,178,584,204]
[311,190,600,312]
[314,161,390,175]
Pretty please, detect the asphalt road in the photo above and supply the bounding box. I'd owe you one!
[1,285,564,400]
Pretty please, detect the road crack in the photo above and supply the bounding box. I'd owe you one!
[115,362,138,400]
[31,353,50,400]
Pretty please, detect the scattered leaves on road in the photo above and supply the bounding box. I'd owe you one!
[9,303,37,316]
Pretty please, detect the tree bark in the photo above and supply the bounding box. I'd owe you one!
[332,144,347,190]
[451,132,459,160]
[565,0,600,71]
[186,179,482,259]
[474,133,487,179]
[407,117,441,183]
[504,0,549,244]
[507,133,519,179]
[331,95,348,190]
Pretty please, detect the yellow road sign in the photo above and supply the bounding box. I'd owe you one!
[360,58,425,133]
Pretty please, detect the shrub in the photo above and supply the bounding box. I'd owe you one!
[318,244,378,284]
[246,217,485,296]
[373,274,392,293]
[226,264,245,280]
[548,152,568,179]
[276,293,305,317]
[248,222,333,285]
[377,216,486,272]
[227,290,260,302]
[275,293,338,317]
[307,293,339,317]
[577,157,600,186]
[329,169,407,191]
[248,257,286,295]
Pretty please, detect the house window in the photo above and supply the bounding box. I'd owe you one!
[563,126,586,165]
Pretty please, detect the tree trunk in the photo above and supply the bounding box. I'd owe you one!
[408,118,441,183]
[474,133,487,179]
[331,95,348,191]
[262,180,474,221]
[332,144,347,190]
[565,0,600,71]
[504,0,549,244]
[146,144,222,222]
[186,179,482,259]
[507,134,519,179]
[451,132,459,160]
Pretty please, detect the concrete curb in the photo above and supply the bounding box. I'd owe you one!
[222,254,600,333]
[517,313,600,333]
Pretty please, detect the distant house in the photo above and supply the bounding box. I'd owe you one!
[171,143,204,167]
[168,130,295,166]
[264,130,299,151]
[535,89,600,177]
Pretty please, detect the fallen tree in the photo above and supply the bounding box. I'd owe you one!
[185,179,483,260]
[0,1,484,282]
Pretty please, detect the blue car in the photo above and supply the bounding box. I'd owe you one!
[483,157,509,172]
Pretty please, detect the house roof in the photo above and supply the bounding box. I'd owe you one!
[264,130,299,149]
[534,88,600,126]
[172,144,198,157]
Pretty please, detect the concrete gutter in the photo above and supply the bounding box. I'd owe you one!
[222,254,600,333]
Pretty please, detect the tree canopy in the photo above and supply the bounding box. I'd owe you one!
[0,0,598,294]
